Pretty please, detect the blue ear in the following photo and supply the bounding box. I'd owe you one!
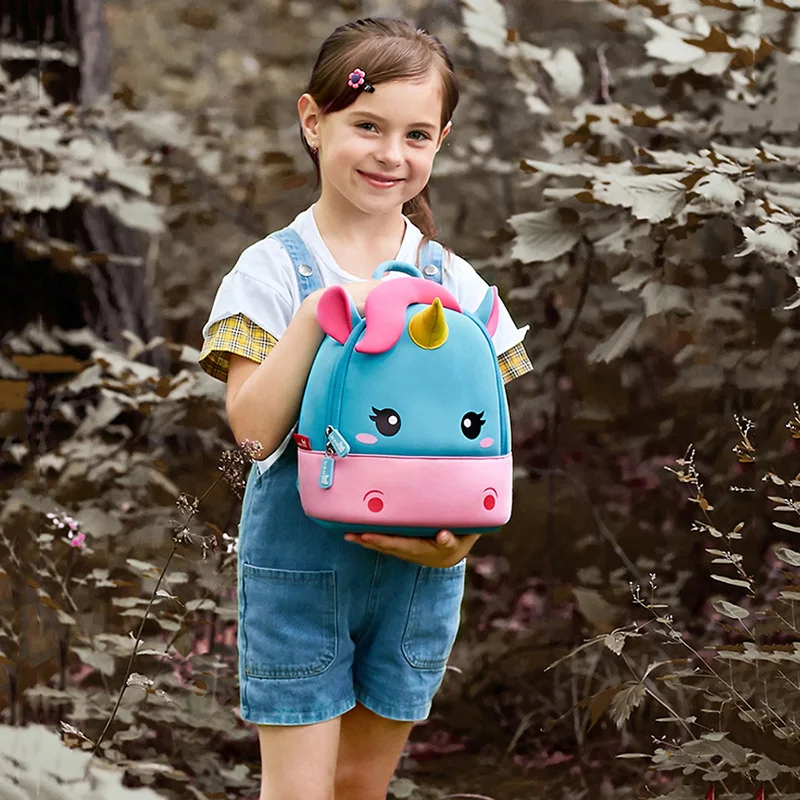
[473,286,499,336]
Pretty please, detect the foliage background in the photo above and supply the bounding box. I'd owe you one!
[3,0,800,797]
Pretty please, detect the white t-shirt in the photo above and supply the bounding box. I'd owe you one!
[203,204,529,471]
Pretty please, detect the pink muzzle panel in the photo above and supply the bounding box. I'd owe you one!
[297,450,512,530]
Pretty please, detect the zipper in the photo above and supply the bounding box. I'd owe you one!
[318,320,363,489]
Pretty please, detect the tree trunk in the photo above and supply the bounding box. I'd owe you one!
[73,0,110,106]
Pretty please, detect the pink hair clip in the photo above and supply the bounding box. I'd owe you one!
[347,68,374,93]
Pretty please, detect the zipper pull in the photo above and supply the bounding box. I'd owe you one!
[318,453,335,489]
[319,427,348,489]
[325,426,350,458]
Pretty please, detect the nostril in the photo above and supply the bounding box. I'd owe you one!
[364,490,385,513]
[483,494,496,511]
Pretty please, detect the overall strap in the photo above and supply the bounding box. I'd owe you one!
[418,240,445,285]
[270,228,324,301]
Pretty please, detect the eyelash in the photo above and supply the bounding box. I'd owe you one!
[357,122,430,141]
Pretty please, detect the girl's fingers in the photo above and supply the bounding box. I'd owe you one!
[345,533,432,558]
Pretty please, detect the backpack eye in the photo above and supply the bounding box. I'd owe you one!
[370,407,402,437]
[461,411,485,440]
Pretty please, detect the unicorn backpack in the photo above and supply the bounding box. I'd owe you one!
[295,260,512,537]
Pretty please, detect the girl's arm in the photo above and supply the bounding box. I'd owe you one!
[225,280,380,458]
[225,291,323,459]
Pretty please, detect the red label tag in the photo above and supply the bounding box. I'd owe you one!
[293,434,311,450]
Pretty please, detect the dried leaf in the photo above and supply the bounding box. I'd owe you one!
[573,587,616,632]
[589,685,625,730]
[12,354,83,374]
[0,380,28,411]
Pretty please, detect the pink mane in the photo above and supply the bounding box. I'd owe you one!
[356,278,462,354]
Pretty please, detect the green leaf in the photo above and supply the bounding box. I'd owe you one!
[753,756,787,781]
[609,682,646,729]
[541,48,584,99]
[0,723,165,799]
[185,599,216,612]
[592,174,686,222]
[690,171,745,211]
[521,159,599,178]
[509,208,581,263]
[604,630,627,655]
[774,521,800,534]
[711,574,752,589]
[461,0,509,56]
[640,282,692,317]
[737,222,798,260]
[126,558,160,576]
[712,599,750,619]
[613,264,652,292]
[776,547,800,566]
[588,314,644,363]
[72,647,116,677]
[388,777,417,799]
[0,169,79,213]
[644,19,710,65]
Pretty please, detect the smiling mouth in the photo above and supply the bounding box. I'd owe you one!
[358,171,404,185]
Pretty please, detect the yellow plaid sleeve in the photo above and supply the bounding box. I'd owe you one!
[497,341,533,384]
[199,314,278,382]
[200,314,531,385]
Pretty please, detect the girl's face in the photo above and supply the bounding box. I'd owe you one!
[300,70,451,218]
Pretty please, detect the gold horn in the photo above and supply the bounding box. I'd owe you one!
[408,297,449,350]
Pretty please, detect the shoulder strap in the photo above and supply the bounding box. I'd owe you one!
[418,240,445,285]
[269,228,324,301]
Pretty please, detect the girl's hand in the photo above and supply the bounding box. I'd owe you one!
[343,530,480,569]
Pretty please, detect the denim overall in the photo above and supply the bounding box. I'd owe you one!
[236,228,467,725]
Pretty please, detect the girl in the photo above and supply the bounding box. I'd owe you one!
[200,17,532,800]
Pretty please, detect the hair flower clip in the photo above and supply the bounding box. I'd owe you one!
[347,68,374,93]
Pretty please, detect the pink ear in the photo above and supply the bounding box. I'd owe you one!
[474,286,500,337]
[486,287,500,337]
[317,286,358,344]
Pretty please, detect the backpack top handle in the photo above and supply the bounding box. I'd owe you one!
[372,260,425,280]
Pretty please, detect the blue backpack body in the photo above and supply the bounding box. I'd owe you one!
[288,250,513,537]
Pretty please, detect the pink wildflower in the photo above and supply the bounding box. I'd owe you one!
[69,532,86,549]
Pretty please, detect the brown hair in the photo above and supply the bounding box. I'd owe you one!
[301,18,459,242]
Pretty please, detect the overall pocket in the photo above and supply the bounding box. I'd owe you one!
[241,563,337,679]
[401,558,466,670]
